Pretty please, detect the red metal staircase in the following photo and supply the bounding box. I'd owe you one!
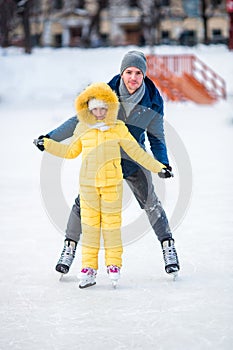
[146,54,226,104]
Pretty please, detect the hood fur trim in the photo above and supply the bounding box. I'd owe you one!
[75,82,119,126]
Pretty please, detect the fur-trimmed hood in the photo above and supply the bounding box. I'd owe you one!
[75,82,119,126]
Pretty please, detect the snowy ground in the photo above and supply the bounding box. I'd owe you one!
[0,45,233,350]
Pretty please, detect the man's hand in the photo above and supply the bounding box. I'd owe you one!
[158,165,174,178]
[33,135,49,151]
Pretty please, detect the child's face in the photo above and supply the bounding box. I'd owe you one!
[91,107,108,121]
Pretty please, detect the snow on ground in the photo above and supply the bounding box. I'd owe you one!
[0,45,233,350]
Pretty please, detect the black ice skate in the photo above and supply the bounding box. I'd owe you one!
[56,240,77,275]
[162,239,180,279]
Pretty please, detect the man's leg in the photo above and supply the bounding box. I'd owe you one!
[125,168,179,274]
[65,196,82,242]
[56,195,82,274]
[125,168,171,242]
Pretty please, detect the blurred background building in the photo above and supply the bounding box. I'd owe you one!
[0,0,230,53]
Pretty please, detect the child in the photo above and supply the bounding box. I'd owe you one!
[36,82,166,288]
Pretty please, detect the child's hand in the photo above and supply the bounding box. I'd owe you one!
[158,165,174,178]
[33,135,47,151]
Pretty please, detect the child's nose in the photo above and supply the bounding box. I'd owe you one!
[99,108,106,116]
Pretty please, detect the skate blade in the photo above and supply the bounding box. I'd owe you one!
[111,280,117,289]
[171,272,178,281]
[79,281,96,289]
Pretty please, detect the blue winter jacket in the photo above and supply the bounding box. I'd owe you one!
[48,74,169,178]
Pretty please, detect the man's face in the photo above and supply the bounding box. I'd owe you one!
[121,67,144,94]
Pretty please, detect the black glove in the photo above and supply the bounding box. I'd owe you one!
[158,165,174,178]
[33,135,49,151]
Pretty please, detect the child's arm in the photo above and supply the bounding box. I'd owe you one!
[43,137,82,159]
[118,123,166,173]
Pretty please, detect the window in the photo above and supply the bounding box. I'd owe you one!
[211,0,222,7]
[54,0,63,10]
[211,29,226,44]
[161,30,171,44]
[161,30,169,39]
[161,0,170,6]
[75,0,85,8]
[212,29,221,37]
[129,0,138,7]
[54,34,62,47]
[179,30,197,46]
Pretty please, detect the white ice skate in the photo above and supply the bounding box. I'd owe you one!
[78,267,97,289]
[107,265,120,288]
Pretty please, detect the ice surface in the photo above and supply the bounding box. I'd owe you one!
[0,44,233,350]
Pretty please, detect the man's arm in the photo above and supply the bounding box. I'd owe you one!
[47,116,78,142]
[147,113,169,165]
[119,123,165,174]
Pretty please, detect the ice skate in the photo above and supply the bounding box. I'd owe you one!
[107,265,120,288]
[78,267,97,289]
[56,240,77,276]
[162,239,180,280]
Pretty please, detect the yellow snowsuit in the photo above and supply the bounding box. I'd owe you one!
[44,82,165,270]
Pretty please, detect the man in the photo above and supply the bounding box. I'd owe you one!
[34,50,180,277]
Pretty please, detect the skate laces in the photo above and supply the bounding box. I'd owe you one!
[107,265,120,274]
[162,240,178,266]
[107,265,120,282]
[58,241,76,267]
[80,267,97,276]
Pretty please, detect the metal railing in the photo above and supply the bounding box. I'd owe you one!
[146,54,226,102]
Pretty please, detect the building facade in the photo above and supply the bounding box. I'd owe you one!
[11,0,229,48]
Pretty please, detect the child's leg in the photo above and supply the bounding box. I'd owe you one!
[80,185,101,270]
[101,184,123,267]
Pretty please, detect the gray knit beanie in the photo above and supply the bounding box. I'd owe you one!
[120,51,147,77]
